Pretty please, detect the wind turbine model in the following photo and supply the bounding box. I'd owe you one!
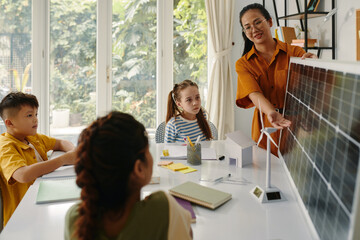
[250,101,286,203]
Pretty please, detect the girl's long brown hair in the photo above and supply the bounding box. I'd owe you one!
[74,111,148,240]
[166,79,212,140]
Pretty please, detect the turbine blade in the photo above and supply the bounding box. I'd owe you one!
[257,132,264,146]
[258,99,264,130]
[264,132,279,148]
[269,136,279,148]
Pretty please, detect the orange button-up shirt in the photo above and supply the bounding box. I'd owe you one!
[235,40,305,156]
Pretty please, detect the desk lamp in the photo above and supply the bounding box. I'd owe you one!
[250,101,285,203]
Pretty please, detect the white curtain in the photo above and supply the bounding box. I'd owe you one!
[205,0,235,139]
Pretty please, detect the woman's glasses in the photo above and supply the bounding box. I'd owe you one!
[242,19,267,33]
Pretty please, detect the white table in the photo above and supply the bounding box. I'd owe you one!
[0,141,316,240]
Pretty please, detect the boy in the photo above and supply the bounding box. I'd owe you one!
[0,92,77,227]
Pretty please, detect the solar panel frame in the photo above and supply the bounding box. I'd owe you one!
[279,58,360,240]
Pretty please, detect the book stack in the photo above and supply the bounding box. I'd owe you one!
[291,39,317,47]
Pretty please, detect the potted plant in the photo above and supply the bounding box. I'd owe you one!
[52,104,70,128]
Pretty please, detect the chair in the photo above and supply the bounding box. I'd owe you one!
[209,121,218,140]
[155,121,218,143]
[155,121,166,143]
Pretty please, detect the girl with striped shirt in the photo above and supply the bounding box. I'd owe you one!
[164,80,213,143]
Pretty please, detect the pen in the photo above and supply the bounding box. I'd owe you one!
[214,173,231,183]
[194,135,200,145]
[187,136,194,147]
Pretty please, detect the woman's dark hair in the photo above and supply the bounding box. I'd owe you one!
[239,3,272,56]
[166,79,212,140]
[74,111,148,240]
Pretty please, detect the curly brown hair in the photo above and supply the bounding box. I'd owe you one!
[74,111,148,240]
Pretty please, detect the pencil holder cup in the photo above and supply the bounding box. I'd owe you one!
[187,143,201,165]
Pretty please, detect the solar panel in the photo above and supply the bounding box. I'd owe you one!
[279,58,360,240]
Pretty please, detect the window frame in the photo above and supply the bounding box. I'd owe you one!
[32,0,201,135]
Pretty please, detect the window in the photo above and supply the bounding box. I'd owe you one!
[112,0,157,129]
[1,0,207,142]
[0,0,32,133]
[49,0,97,143]
[173,0,208,103]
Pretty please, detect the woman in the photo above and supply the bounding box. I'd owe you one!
[65,111,192,240]
[236,3,316,156]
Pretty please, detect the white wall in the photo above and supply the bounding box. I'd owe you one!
[336,1,360,60]
[231,0,259,138]
[231,0,360,137]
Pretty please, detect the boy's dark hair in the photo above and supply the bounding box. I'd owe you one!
[0,92,39,119]
[239,3,272,56]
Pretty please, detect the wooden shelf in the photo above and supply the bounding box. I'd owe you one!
[272,0,335,59]
[278,12,328,20]
[306,47,333,50]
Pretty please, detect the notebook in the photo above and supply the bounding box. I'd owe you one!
[36,177,81,204]
[41,165,76,179]
[169,181,232,209]
[160,146,217,160]
[174,196,196,223]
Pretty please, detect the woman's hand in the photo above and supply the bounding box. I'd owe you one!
[267,111,291,129]
[301,52,317,59]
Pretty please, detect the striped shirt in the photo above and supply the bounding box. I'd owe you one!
[165,113,208,143]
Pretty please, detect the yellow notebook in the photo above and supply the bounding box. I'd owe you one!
[36,178,81,204]
[169,181,232,209]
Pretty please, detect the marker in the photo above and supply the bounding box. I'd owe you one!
[214,173,231,183]
[182,137,188,146]
[194,135,201,145]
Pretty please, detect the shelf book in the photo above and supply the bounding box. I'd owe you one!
[169,181,232,210]
[291,39,317,47]
[275,26,296,45]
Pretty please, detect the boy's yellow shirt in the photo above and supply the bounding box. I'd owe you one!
[0,132,56,226]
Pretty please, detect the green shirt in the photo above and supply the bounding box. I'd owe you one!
[64,191,192,240]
